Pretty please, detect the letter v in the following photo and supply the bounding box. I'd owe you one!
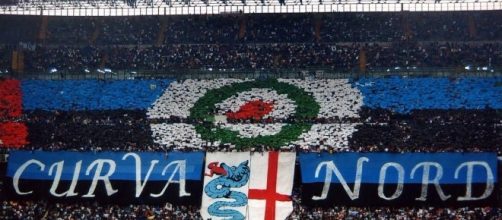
[122,153,159,198]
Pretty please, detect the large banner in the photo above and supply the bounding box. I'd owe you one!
[299,153,498,207]
[4,151,204,204]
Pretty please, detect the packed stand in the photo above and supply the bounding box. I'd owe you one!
[473,11,502,41]
[1,194,502,219]
[24,109,160,152]
[24,46,101,73]
[97,16,159,45]
[320,13,403,42]
[47,17,96,44]
[1,12,502,46]
[0,200,203,220]
[408,12,470,41]
[364,42,502,70]
[0,13,501,74]
[289,188,502,220]
[24,44,361,72]
[29,12,502,45]
[242,14,315,43]
[164,15,240,44]
[21,42,502,72]
[102,43,360,70]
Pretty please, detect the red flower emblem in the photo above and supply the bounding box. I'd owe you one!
[226,100,274,121]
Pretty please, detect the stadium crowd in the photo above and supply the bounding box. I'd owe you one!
[40,12,502,44]
[0,12,501,44]
[1,11,502,220]
[97,16,159,45]
[1,195,501,219]
[47,17,96,45]
[0,12,500,73]
[20,42,502,73]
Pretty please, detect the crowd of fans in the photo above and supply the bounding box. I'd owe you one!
[42,12,502,44]
[1,12,501,45]
[20,42,502,72]
[164,15,240,44]
[23,109,158,152]
[0,200,202,220]
[365,42,501,70]
[47,17,96,45]
[0,12,499,73]
[2,194,502,219]
[97,16,159,45]
[24,46,101,73]
[1,11,502,219]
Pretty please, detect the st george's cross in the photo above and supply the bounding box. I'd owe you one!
[248,151,295,220]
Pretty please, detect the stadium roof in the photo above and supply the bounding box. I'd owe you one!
[0,0,500,16]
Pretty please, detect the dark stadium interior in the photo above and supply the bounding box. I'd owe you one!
[0,5,502,220]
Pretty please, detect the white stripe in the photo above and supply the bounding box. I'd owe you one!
[150,123,205,150]
[290,123,359,150]
[148,79,248,119]
[219,123,287,138]
[152,123,248,149]
[150,123,205,149]
[278,79,363,119]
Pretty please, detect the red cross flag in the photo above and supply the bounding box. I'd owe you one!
[248,152,295,220]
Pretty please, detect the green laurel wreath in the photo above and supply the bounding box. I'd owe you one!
[189,79,320,150]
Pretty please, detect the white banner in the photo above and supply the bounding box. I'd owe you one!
[200,152,251,220]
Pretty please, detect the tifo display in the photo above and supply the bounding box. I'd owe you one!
[0,76,501,220]
[1,77,500,152]
[1,9,502,220]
